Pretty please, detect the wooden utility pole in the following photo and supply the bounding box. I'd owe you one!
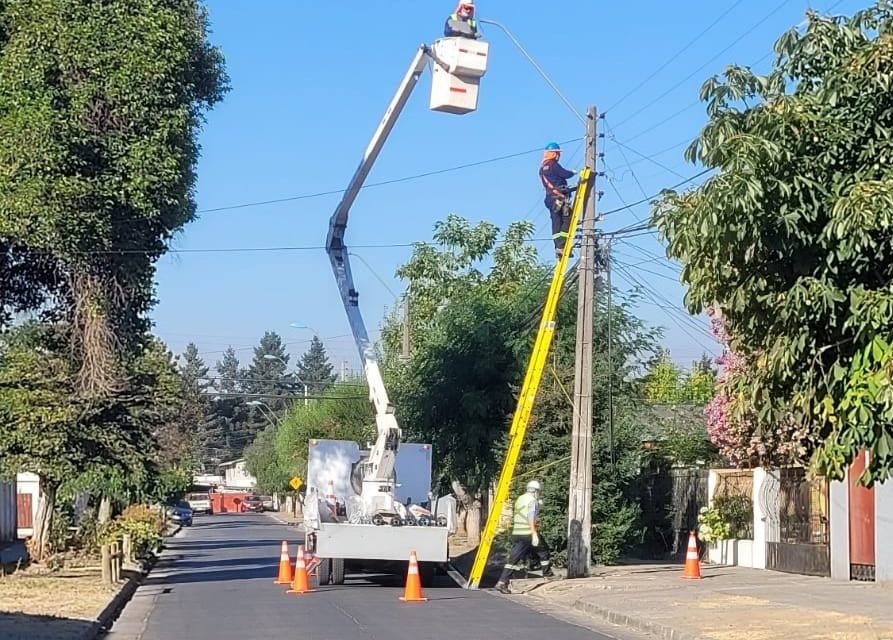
[567,105,599,578]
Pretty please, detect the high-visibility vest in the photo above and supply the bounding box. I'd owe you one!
[449,14,477,30]
[511,492,537,535]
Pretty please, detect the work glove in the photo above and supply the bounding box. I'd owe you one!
[531,532,540,547]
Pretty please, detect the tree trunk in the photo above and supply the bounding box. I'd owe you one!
[98,496,112,525]
[451,480,482,545]
[31,479,57,563]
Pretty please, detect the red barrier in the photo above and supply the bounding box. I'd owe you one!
[210,492,251,513]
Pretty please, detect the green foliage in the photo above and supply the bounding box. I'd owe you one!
[0,323,157,487]
[713,494,753,539]
[101,504,165,557]
[644,352,717,405]
[244,384,375,491]
[296,336,337,394]
[383,214,661,564]
[656,419,718,466]
[697,505,729,543]
[382,216,539,494]
[653,3,893,483]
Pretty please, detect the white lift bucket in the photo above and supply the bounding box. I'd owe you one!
[429,37,489,115]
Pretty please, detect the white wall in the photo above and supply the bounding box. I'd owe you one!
[16,472,39,539]
[829,474,850,581]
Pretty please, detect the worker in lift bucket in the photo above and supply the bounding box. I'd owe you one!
[494,480,553,594]
[444,0,481,39]
[540,142,578,260]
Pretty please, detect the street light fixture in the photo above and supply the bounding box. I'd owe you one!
[262,354,309,406]
[246,400,280,426]
[289,322,320,336]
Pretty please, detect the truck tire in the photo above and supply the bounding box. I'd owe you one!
[332,557,345,585]
[317,557,331,586]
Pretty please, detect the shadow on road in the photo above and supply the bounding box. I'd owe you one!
[0,612,96,640]
[144,564,275,586]
[167,539,287,552]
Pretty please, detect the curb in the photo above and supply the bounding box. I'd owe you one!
[78,525,182,639]
[568,598,701,640]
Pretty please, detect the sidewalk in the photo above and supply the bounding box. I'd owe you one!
[523,563,893,640]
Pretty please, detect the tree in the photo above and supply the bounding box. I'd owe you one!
[0,0,228,394]
[176,342,210,468]
[238,331,292,452]
[653,4,893,483]
[216,347,241,394]
[244,384,375,494]
[382,215,539,543]
[296,336,337,394]
[0,324,159,559]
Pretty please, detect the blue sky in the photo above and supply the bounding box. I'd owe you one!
[150,0,862,374]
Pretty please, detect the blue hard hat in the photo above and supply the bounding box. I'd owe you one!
[545,142,561,151]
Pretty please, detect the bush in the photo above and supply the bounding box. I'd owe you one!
[101,504,165,557]
[713,494,753,539]
[697,505,729,543]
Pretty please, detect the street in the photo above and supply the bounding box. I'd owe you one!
[107,513,623,640]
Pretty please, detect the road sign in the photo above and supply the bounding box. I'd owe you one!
[289,476,304,491]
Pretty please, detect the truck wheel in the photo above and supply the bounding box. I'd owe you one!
[332,558,345,585]
[317,557,331,586]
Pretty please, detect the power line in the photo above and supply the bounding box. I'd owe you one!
[195,138,583,215]
[606,133,689,180]
[616,0,849,145]
[600,168,713,219]
[611,0,797,130]
[604,0,749,114]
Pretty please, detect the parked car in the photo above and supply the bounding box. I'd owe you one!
[166,501,193,527]
[260,496,275,511]
[186,492,213,515]
[241,495,263,513]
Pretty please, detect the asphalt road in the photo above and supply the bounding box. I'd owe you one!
[107,513,627,640]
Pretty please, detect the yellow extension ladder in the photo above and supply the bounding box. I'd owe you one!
[467,167,593,589]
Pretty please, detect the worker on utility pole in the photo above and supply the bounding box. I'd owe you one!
[444,1,481,39]
[494,480,553,594]
[540,142,577,260]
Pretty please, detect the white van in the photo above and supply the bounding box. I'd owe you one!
[186,492,213,515]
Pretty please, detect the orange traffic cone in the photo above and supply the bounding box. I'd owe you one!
[274,540,294,584]
[682,530,702,579]
[399,550,428,602]
[287,545,314,594]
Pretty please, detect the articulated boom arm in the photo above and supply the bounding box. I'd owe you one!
[326,46,430,487]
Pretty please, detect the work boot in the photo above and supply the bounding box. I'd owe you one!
[542,566,554,578]
[494,581,510,594]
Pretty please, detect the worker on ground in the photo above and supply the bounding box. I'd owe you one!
[444,1,481,39]
[494,480,553,594]
[540,142,577,260]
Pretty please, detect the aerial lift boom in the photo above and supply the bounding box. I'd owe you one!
[325,39,488,519]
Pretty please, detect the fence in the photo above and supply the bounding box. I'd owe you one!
[639,467,709,559]
[711,469,754,539]
[766,467,830,577]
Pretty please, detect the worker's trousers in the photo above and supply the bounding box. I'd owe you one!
[498,534,551,583]
[547,198,570,256]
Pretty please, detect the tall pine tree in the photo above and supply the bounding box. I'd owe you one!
[176,343,211,469]
[297,336,336,394]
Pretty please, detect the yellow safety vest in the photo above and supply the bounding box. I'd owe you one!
[449,14,477,30]
[511,492,537,535]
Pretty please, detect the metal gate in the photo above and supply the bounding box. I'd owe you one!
[766,468,830,577]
